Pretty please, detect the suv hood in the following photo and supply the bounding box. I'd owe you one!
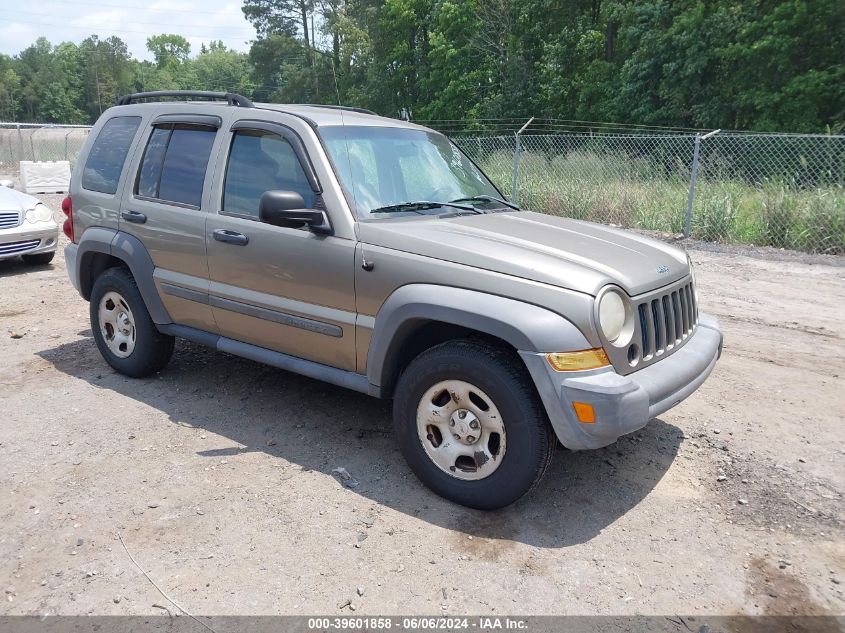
[358,211,689,297]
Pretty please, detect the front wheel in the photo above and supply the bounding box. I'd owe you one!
[393,339,554,510]
[89,267,174,378]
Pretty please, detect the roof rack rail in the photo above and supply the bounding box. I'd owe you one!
[116,91,254,108]
[302,104,377,116]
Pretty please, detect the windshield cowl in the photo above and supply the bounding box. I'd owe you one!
[370,200,478,216]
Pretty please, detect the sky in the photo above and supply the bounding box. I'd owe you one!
[0,0,259,60]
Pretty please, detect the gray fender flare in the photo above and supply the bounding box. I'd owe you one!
[366,284,591,388]
[75,228,171,325]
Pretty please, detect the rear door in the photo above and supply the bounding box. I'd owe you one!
[205,119,357,371]
[119,113,227,332]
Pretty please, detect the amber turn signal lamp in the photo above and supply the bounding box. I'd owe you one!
[572,402,596,424]
[545,348,610,372]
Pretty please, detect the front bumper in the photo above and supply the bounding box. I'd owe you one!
[0,223,59,261]
[520,313,723,450]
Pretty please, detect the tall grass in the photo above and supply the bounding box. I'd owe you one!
[478,149,845,255]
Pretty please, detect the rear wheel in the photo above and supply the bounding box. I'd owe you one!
[393,339,554,510]
[22,251,55,265]
[89,267,174,377]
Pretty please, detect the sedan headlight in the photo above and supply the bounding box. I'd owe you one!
[25,203,53,223]
[597,287,634,346]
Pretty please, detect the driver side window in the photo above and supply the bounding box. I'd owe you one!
[222,129,313,218]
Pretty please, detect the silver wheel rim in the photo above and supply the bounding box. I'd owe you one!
[416,380,506,481]
[98,291,136,358]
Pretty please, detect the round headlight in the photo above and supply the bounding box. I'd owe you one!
[25,203,52,223]
[36,203,53,222]
[598,289,627,342]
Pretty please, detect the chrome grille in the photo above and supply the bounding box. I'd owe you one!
[0,211,21,229]
[0,239,40,255]
[637,280,698,362]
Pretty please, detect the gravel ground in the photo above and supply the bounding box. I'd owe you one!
[1,194,843,617]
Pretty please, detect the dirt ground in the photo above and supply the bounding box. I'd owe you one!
[1,196,843,617]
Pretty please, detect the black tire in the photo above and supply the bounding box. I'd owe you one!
[21,251,55,265]
[393,339,555,510]
[89,266,174,378]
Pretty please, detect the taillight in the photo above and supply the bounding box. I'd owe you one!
[61,195,74,242]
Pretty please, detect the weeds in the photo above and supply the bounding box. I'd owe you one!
[478,149,845,254]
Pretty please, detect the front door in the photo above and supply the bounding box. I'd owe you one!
[205,121,357,371]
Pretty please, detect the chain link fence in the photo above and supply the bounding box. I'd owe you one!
[0,123,90,175]
[1,121,842,254]
[455,131,845,255]
[693,133,844,253]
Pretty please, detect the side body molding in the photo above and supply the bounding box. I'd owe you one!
[366,284,591,388]
[74,228,172,324]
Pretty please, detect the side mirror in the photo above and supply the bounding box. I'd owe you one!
[258,190,331,235]
[0,179,14,189]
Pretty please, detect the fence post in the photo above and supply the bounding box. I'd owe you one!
[684,135,701,238]
[684,129,720,238]
[16,123,22,164]
[510,117,534,205]
[511,134,521,204]
[64,129,74,161]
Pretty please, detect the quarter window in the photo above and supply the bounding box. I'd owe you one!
[223,129,314,218]
[135,124,216,208]
[136,127,169,199]
[82,116,141,194]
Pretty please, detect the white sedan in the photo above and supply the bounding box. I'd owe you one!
[0,183,58,265]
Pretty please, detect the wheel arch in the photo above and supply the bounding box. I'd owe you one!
[367,284,591,395]
[75,228,171,324]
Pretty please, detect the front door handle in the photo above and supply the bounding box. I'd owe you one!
[213,229,249,246]
[121,210,147,224]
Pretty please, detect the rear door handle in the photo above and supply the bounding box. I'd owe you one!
[121,210,147,224]
[213,229,249,246]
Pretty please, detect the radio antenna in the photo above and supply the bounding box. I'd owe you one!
[330,55,343,108]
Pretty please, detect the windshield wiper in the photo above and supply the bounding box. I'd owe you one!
[449,195,521,211]
[370,200,478,215]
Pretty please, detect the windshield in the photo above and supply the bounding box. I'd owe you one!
[319,126,503,218]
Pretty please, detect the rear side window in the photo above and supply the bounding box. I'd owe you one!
[82,116,141,194]
[222,129,314,218]
[135,124,217,208]
[136,127,169,198]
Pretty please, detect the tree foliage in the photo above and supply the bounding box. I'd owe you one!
[2,0,842,132]
[0,35,255,123]
[146,34,191,69]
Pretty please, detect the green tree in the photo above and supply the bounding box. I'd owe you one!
[146,34,191,69]
[243,0,319,95]
[0,58,22,120]
[79,35,134,118]
[717,0,845,132]
[15,38,86,122]
[193,41,255,95]
[1,0,843,131]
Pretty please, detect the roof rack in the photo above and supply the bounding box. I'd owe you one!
[116,91,254,108]
[302,104,377,116]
